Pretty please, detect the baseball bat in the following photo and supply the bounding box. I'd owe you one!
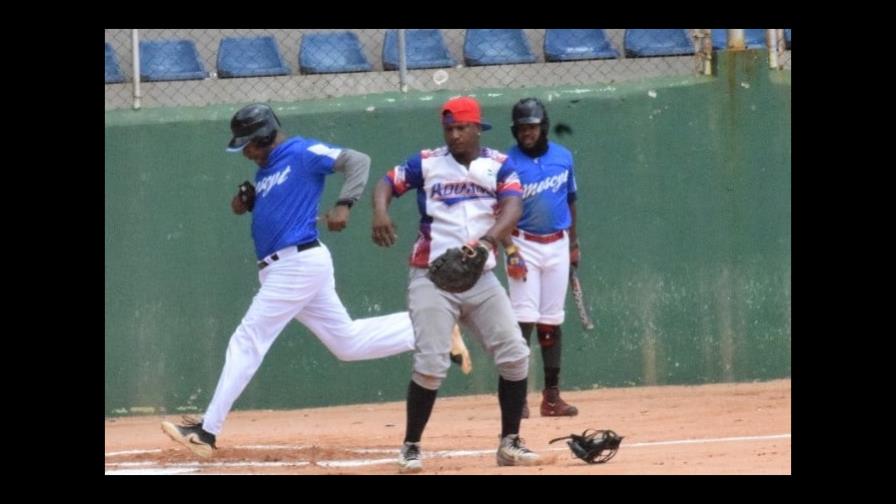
[569,266,595,331]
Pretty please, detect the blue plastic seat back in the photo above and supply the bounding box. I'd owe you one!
[711,29,767,50]
[217,35,290,78]
[139,39,207,82]
[383,29,455,70]
[299,32,372,74]
[784,29,791,49]
[624,29,694,57]
[544,29,619,62]
[464,29,537,66]
[105,43,125,83]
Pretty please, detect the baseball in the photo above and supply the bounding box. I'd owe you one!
[433,70,448,85]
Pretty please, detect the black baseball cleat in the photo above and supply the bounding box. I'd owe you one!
[161,417,217,458]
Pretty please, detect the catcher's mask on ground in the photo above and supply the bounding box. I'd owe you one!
[227,103,282,152]
[549,429,623,464]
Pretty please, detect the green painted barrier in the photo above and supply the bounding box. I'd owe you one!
[105,50,790,416]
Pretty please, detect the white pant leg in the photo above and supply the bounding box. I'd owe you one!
[507,234,570,325]
[202,246,330,435]
[508,235,543,323]
[296,276,415,362]
[537,235,570,326]
[508,268,543,324]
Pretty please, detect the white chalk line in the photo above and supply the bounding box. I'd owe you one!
[105,433,790,474]
[625,433,791,448]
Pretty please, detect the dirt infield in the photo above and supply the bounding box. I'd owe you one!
[105,379,790,475]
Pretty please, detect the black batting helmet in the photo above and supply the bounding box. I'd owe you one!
[511,98,550,137]
[227,103,282,152]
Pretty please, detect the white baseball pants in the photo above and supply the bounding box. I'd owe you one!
[507,232,570,325]
[202,242,414,435]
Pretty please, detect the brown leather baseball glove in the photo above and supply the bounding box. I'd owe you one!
[427,242,489,293]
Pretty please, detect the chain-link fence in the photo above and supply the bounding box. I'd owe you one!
[105,29,791,111]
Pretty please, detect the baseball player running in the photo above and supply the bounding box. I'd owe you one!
[502,98,579,418]
[162,103,432,458]
[372,96,539,473]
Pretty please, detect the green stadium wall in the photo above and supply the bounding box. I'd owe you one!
[105,50,790,416]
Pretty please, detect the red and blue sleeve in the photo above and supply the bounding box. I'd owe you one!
[496,158,523,200]
[384,153,423,197]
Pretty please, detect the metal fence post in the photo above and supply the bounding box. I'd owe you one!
[727,29,745,50]
[131,29,142,110]
[767,29,779,69]
[398,29,408,93]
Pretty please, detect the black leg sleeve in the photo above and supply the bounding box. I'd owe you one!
[538,324,562,369]
[498,376,528,438]
[518,322,535,346]
[404,380,438,443]
[538,325,563,387]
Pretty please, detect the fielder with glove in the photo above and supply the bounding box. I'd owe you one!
[372,96,539,473]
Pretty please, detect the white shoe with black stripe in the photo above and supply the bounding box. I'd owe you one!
[161,417,217,458]
[398,441,423,473]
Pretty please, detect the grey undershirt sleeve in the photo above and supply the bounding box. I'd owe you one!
[332,148,371,203]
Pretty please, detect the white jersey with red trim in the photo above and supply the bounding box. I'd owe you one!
[385,146,523,271]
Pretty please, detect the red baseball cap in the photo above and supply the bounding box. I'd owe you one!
[440,96,492,131]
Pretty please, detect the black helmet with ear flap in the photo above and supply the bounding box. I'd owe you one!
[227,103,282,152]
[511,98,550,138]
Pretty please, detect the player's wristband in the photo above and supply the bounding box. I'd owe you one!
[335,198,354,208]
[478,234,498,252]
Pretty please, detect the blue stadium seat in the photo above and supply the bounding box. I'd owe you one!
[544,29,619,62]
[382,29,455,70]
[139,39,207,82]
[711,29,767,50]
[464,29,537,66]
[624,29,694,57]
[784,29,791,49]
[217,35,290,78]
[299,32,372,74]
[105,43,125,83]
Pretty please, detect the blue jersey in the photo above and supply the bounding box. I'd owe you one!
[507,141,577,234]
[250,136,342,259]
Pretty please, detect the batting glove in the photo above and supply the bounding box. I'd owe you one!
[505,244,528,281]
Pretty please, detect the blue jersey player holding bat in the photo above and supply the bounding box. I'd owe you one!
[501,98,580,418]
